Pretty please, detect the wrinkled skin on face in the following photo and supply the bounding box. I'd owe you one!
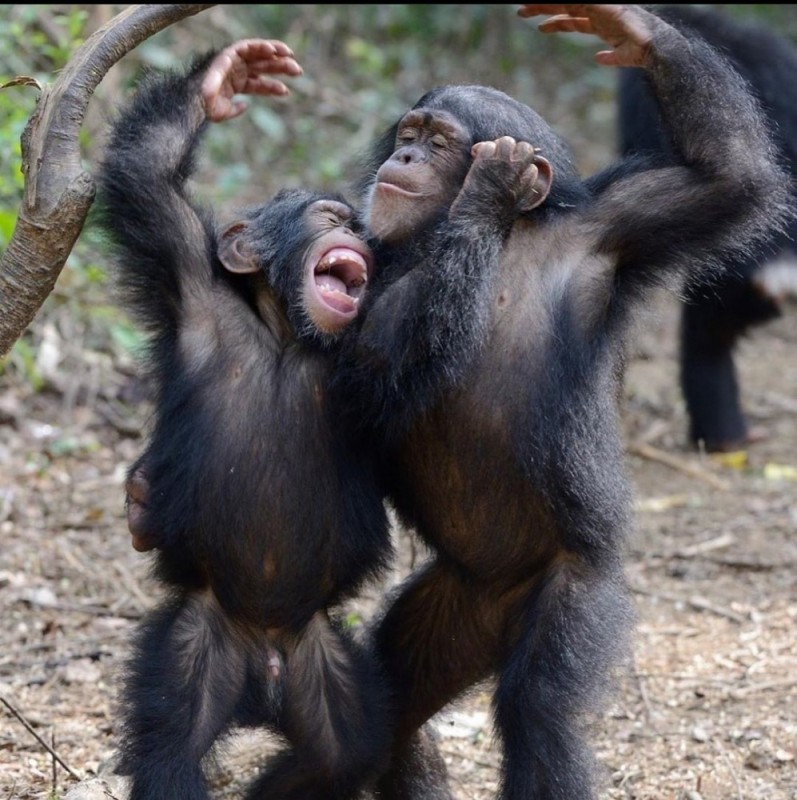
[299,200,373,334]
[363,109,473,243]
[218,194,374,338]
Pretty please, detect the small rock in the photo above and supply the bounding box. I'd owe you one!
[63,775,129,800]
[691,725,710,743]
[63,658,103,685]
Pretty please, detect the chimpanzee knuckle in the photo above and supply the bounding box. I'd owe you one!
[474,141,497,161]
[493,136,516,160]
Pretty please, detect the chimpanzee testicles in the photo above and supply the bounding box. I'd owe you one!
[102,37,548,800]
[96,41,395,800]
[618,4,797,452]
[330,5,792,799]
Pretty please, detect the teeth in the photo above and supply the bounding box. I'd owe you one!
[316,247,369,286]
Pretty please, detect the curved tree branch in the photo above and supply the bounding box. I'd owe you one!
[0,3,217,358]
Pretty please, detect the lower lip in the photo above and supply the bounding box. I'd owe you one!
[376,182,419,198]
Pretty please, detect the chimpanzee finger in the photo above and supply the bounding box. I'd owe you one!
[537,14,594,35]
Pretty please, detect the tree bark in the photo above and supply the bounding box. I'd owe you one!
[0,4,216,358]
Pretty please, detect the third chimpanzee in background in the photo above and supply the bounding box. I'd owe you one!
[618,4,797,452]
[329,4,792,799]
[103,35,544,800]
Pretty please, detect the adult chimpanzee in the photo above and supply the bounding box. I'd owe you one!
[96,41,396,800]
[101,37,545,800]
[618,4,797,452]
[326,4,791,799]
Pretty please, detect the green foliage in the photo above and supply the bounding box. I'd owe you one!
[0,7,88,209]
[0,88,33,209]
[2,338,44,391]
[0,7,127,390]
[108,319,147,361]
[720,4,797,38]
[0,207,17,241]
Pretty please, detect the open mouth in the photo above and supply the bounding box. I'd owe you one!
[313,246,370,316]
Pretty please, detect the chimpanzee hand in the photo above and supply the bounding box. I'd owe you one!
[450,136,552,220]
[518,4,658,68]
[125,466,156,553]
[201,38,303,122]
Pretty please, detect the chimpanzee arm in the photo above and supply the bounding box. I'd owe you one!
[523,5,792,306]
[95,41,300,339]
[337,139,547,440]
[96,54,218,338]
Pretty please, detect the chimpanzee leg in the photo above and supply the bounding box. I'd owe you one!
[493,560,633,800]
[680,304,746,451]
[119,590,248,800]
[372,559,506,800]
[245,612,392,800]
[680,259,781,452]
[375,725,452,800]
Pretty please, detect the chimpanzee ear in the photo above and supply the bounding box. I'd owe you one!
[521,155,554,212]
[218,220,260,274]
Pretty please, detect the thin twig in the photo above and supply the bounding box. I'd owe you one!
[632,585,746,623]
[728,677,797,700]
[51,728,57,794]
[715,739,744,800]
[25,601,141,619]
[4,646,116,673]
[686,594,746,624]
[635,672,655,724]
[113,559,154,612]
[0,694,81,781]
[632,654,655,724]
[628,441,731,491]
[673,532,735,558]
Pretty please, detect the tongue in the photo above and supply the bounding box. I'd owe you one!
[316,275,356,312]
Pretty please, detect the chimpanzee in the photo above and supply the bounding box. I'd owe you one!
[95,41,396,800]
[326,5,791,799]
[101,37,546,800]
[617,4,797,452]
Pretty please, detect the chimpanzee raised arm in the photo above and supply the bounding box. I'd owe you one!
[97,41,395,800]
[553,4,793,319]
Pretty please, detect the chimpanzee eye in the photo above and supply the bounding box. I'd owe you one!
[397,129,418,144]
[430,134,448,148]
[312,200,352,228]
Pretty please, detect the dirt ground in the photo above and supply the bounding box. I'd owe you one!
[1,289,795,800]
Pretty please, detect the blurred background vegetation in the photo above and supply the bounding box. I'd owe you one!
[2,3,797,406]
